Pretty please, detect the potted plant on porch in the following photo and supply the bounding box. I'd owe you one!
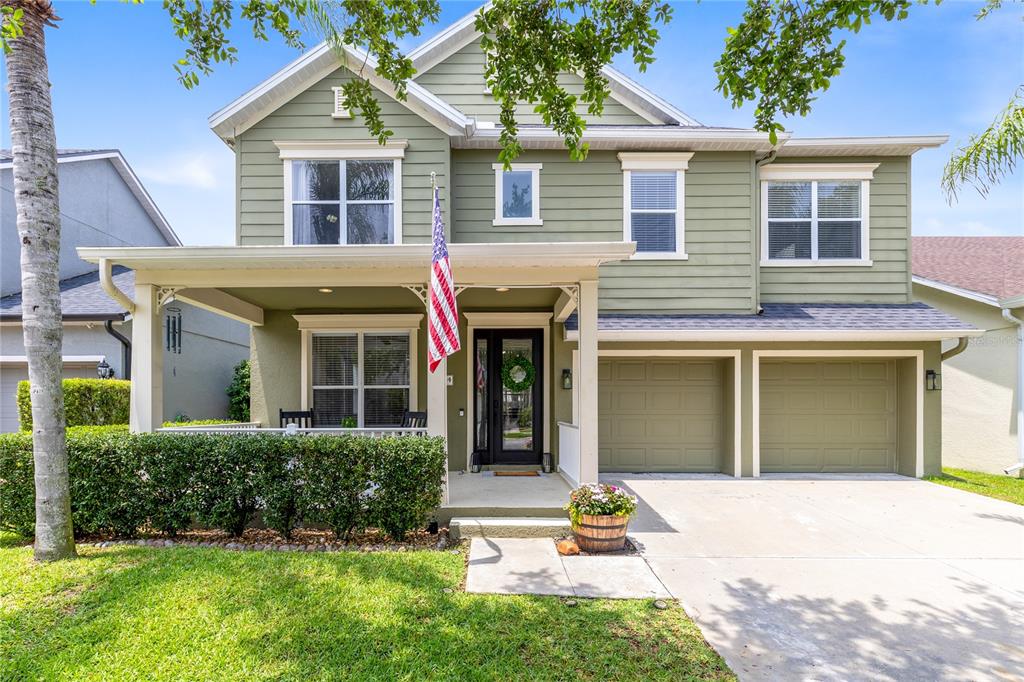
[565,483,638,552]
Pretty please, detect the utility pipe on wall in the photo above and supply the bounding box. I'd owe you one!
[104,320,132,381]
[1001,307,1024,476]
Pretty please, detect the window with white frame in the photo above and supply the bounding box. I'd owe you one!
[760,163,877,265]
[492,163,541,225]
[289,159,398,245]
[619,152,692,258]
[311,331,411,427]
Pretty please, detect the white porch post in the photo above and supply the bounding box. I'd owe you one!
[129,284,162,433]
[577,279,599,484]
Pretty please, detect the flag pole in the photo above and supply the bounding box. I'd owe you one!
[430,170,436,191]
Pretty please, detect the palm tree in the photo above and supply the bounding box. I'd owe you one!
[3,0,75,561]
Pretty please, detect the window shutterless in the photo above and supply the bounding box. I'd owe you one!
[311,331,411,427]
[289,160,397,245]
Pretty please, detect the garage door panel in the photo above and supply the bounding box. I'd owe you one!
[600,358,724,473]
[761,359,897,473]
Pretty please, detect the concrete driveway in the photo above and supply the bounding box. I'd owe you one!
[602,474,1024,682]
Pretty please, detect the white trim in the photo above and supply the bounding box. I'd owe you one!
[563,328,983,342]
[275,140,407,160]
[294,313,423,330]
[759,163,880,181]
[0,354,105,367]
[283,157,403,246]
[760,177,872,266]
[464,312,552,471]
[492,163,542,226]
[621,159,688,259]
[455,126,781,152]
[598,349,743,478]
[912,276,1002,307]
[752,350,925,478]
[775,135,948,157]
[330,87,352,118]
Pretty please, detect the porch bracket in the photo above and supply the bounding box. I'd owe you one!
[554,285,579,323]
[402,283,468,307]
[157,286,183,308]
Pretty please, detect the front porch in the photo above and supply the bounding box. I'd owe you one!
[438,470,573,524]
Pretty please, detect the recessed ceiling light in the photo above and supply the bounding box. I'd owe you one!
[495,287,510,293]
[318,288,333,293]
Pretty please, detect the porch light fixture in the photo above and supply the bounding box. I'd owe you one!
[561,368,572,390]
[495,287,510,293]
[926,369,941,391]
[317,288,333,293]
[96,359,115,380]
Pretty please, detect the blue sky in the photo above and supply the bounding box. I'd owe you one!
[2,0,1022,245]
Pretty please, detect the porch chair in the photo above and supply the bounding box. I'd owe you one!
[279,409,314,428]
[401,411,428,429]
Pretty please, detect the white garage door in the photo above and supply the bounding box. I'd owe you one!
[599,358,725,472]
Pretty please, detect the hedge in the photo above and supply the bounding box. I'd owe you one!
[17,379,131,430]
[0,429,446,542]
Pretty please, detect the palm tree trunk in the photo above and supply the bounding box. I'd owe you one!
[4,0,76,561]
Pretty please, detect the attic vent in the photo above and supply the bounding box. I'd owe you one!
[332,87,351,119]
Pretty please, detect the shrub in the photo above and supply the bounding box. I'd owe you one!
[226,360,251,422]
[190,434,264,537]
[257,436,301,539]
[0,431,35,536]
[17,378,131,430]
[367,436,447,541]
[298,436,373,540]
[136,433,197,537]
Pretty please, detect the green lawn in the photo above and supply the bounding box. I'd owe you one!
[926,468,1024,506]
[0,534,732,681]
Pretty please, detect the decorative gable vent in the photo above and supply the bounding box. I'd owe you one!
[331,87,351,119]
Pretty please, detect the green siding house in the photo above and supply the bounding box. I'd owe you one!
[79,7,980,511]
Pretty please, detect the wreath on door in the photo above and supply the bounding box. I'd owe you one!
[501,353,536,392]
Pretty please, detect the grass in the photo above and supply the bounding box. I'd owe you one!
[0,533,733,681]
[926,468,1024,506]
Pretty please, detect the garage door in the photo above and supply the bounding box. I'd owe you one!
[599,358,724,472]
[760,359,897,473]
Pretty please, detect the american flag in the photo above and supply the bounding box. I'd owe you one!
[428,185,460,373]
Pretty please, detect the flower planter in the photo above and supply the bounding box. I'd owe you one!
[572,513,629,552]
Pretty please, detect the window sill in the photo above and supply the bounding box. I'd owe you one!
[631,252,689,261]
[760,259,873,267]
[492,218,544,227]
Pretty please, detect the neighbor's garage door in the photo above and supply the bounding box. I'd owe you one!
[760,359,897,473]
[599,358,724,472]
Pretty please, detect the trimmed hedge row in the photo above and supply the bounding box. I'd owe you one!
[17,379,131,430]
[0,427,446,541]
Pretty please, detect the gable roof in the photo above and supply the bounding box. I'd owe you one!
[912,236,1024,305]
[0,149,181,246]
[208,42,475,143]
[406,3,702,127]
[0,266,133,321]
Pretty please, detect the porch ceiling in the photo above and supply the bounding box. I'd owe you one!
[221,285,561,311]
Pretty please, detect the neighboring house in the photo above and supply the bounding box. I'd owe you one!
[912,237,1024,475]
[1,149,250,431]
[78,7,978,489]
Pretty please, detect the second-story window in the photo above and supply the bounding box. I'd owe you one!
[619,152,692,259]
[492,163,542,226]
[289,159,398,245]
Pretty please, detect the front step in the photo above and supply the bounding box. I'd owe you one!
[449,516,572,540]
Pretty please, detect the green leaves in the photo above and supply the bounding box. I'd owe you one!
[943,87,1024,201]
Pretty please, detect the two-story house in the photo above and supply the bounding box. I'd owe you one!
[1,149,250,430]
[79,8,979,499]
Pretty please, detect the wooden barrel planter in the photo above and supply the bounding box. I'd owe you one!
[573,514,629,552]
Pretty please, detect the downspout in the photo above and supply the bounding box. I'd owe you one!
[1001,307,1024,476]
[753,150,777,315]
[941,336,969,361]
[99,258,135,315]
[104,320,131,381]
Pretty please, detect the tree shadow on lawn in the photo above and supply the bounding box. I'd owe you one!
[702,576,1024,682]
[3,546,732,681]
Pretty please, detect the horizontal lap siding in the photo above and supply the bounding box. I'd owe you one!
[600,152,756,314]
[237,68,450,245]
[758,156,911,303]
[414,39,650,125]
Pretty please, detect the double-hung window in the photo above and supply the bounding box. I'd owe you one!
[619,153,692,258]
[760,163,877,266]
[492,163,542,226]
[278,141,405,245]
[297,314,422,428]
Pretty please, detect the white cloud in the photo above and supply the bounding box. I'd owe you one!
[137,151,229,191]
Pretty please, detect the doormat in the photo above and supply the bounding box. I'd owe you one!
[494,471,541,477]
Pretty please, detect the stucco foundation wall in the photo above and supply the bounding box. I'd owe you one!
[914,284,1020,474]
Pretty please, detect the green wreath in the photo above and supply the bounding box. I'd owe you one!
[501,354,536,392]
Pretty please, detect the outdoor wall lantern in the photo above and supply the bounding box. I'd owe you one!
[96,359,115,379]
[561,368,573,390]
[926,369,941,391]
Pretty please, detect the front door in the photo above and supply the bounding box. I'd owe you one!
[473,329,543,466]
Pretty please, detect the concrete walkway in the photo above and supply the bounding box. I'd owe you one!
[463,474,1024,681]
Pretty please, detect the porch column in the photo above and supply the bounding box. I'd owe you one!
[577,279,599,484]
[129,284,163,433]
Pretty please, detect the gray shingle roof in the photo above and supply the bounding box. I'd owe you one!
[564,303,975,332]
[0,267,133,320]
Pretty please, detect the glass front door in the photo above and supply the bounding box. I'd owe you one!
[473,329,543,466]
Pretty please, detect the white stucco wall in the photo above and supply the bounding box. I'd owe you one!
[914,284,1021,474]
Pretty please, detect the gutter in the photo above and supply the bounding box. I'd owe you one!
[104,320,132,381]
[1001,305,1024,476]
[99,258,135,314]
[941,336,969,361]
